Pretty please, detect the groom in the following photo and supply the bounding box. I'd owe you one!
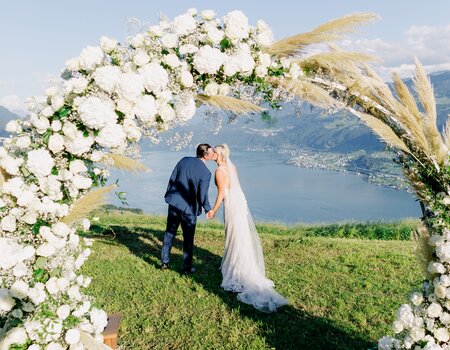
[161,144,214,274]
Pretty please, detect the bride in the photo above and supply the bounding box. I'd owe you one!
[207,144,288,312]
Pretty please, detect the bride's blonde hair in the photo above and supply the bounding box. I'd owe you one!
[215,144,230,161]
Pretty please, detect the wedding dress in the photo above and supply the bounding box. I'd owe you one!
[219,158,288,313]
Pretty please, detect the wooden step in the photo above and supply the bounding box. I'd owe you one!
[102,313,123,349]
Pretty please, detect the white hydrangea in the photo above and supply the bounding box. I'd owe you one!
[158,104,176,122]
[256,29,274,47]
[224,10,250,41]
[140,62,169,93]
[117,72,144,101]
[179,44,198,55]
[133,95,158,123]
[78,46,104,71]
[193,46,225,74]
[173,13,197,35]
[397,304,415,328]
[27,149,55,177]
[428,302,443,318]
[409,326,425,342]
[201,10,216,20]
[92,65,122,93]
[78,96,118,130]
[164,54,181,68]
[160,33,178,49]
[428,261,446,274]
[72,175,93,190]
[133,49,151,67]
[180,70,194,87]
[437,243,450,263]
[175,94,196,121]
[96,124,127,148]
[410,292,423,306]
[65,131,94,156]
[1,155,23,175]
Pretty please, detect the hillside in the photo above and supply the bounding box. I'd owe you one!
[0,106,20,137]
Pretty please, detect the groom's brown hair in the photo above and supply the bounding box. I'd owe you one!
[196,143,211,158]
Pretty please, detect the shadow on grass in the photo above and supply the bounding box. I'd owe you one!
[93,224,374,350]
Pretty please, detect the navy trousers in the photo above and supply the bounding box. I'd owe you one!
[161,205,197,271]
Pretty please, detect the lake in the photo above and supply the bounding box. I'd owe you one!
[108,150,421,224]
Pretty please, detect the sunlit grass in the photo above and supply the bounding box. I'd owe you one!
[81,211,421,349]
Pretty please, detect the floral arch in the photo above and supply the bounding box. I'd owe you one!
[0,8,449,350]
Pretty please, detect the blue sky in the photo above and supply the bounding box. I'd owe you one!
[1,0,450,114]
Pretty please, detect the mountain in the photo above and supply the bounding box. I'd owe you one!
[0,106,20,137]
[164,70,450,153]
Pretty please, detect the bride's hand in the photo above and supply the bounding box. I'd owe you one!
[207,210,215,219]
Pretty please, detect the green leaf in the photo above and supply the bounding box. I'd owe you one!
[42,129,52,145]
[32,220,48,235]
[33,268,48,283]
[58,106,71,118]
[220,38,230,50]
[51,167,59,176]
[35,257,47,269]
[94,129,100,137]
[83,131,89,138]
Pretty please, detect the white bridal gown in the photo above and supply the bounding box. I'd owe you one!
[219,158,289,313]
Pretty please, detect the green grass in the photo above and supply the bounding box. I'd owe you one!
[81,211,422,350]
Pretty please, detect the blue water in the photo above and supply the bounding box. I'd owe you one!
[108,150,421,224]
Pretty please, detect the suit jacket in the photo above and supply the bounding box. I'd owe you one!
[164,157,212,216]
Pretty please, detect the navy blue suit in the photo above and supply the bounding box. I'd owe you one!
[161,157,212,271]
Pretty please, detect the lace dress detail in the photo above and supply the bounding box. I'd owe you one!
[219,160,288,312]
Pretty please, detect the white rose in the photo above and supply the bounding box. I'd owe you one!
[62,121,78,139]
[218,84,231,96]
[66,77,89,94]
[48,133,65,153]
[72,175,93,190]
[437,243,450,263]
[255,65,268,78]
[1,215,16,232]
[13,262,28,277]
[45,342,64,350]
[57,304,71,320]
[46,277,59,295]
[36,243,56,257]
[90,307,108,333]
[1,156,23,175]
[164,54,181,68]
[392,320,403,334]
[5,120,21,133]
[51,95,65,112]
[436,284,447,299]
[27,149,54,177]
[411,292,424,306]
[65,57,80,71]
[100,36,118,53]
[428,261,446,274]
[206,27,224,44]
[45,86,59,97]
[67,286,82,301]
[16,135,31,149]
[258,52,272,67]
[161,33,178,49]
[180,70,194,87]
[179,44,198,55]
[440,312,450,324]
[201,10,216,20]
[204,82,220,96]
[148,25,163,37]
[65,329,81,345]
[90,150,105,162]
[130,33,145,48]
[116,98,133,114]
[443,196,450,205]
[223,56,240,76]
[397,304,414,328]
[50,120,62,132]
[428,302,443,318]
[10,280,29,299]
[33,116,51,133]
[0,289,15,311]
[133,49,150,66]
[158,104,176,122]
[435,327,450,342]
[409,327,425,342]
[2,327,28,348]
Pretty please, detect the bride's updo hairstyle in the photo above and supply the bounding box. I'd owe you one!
[215,144,230,161]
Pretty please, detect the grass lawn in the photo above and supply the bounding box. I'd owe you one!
[81,212,422,350]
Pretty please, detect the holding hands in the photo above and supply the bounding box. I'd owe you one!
[207,210,216,220]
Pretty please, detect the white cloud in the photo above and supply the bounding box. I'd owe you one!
[0,95,26,116]
[340,24,450,80]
